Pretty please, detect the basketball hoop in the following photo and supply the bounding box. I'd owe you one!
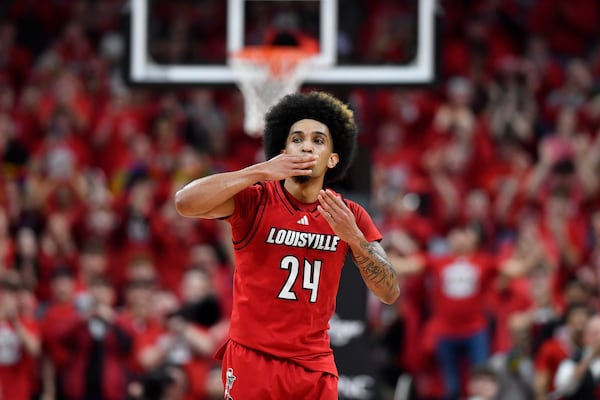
[229,46,317,136]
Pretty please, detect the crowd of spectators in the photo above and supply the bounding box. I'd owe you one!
[1,1,600,400]
[362,1,600,400]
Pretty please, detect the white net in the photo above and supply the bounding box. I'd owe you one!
[229,47,315,136]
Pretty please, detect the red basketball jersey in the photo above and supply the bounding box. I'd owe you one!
[225,180,381,375]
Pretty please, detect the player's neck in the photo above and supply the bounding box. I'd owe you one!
[283,177,324,203]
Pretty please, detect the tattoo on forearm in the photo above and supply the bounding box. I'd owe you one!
[352,242,399,294]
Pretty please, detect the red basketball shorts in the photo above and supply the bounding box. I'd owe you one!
[219,340,338,400]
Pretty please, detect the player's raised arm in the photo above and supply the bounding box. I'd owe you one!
[174,154,318,219]
[317,189,400,304]
[349,240,400,305]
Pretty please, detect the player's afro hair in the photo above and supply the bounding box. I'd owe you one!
[263,91,358,184]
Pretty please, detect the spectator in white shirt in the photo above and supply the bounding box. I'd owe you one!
[552,314,600,399]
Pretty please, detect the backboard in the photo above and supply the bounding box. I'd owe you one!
[125,0,439,86]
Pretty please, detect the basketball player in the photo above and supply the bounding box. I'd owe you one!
[174,91,400,399]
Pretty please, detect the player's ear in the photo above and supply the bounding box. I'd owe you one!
[328,153,339,168]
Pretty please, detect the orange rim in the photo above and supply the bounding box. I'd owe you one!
[230,46,316,77]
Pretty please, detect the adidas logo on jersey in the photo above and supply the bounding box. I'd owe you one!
[297,215,309,225]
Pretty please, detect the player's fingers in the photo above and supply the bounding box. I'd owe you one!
[317,205,333,220]
[319,189,344,211]
[293,168,313,175]
[317,191,336,213]
[293,160,318,169]
[318,199,343,224]
[286,154,318,163]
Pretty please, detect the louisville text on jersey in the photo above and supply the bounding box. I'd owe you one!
[265,227,340,252]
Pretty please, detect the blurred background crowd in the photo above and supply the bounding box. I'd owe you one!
[1,0,600,399]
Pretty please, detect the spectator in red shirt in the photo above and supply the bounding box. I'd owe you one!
[522,36,565,104]
[150,195,204,294]
[91,89,148,179]
[36,211,79,301]
[13,225,40,291]
[73,240,111,296]
[36,69,91,138]
[60,275,133,400]
[485,56,538,151]
[485,272,533,355]
[187,243,233,319]
[458,189,497,252]
[373,235,432,395]
[577,132,600,202]
[579,209,600,302]
[38,266,78,400]
[0,206,15,271]
[137,268,227,400]
[116,262,163,380]
[520,119,592,287]
[483,138,534,234]
[371,119,425,216]
[132,289,183,400]
[111,174,157,263]
[71,176,120,280]
[392,223,533,400]
[0,270,41,400]
[151,111,185,181]
[537,190,588,310]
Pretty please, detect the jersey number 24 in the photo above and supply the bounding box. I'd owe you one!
[277,256,322,303]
